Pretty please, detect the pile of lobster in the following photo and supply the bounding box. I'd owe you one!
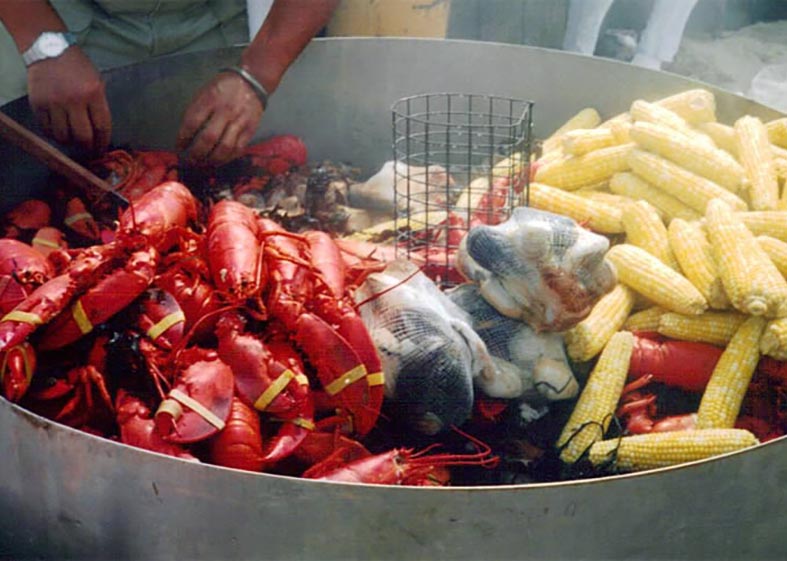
[0,178,501,486]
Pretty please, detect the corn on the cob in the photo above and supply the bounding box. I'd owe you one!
[706,199,787,317]
[630,100,715,148]
[622,200,679,269]
[761,318,787,360]
[696,122,738,156]
[735,116,780,211]
[658,312,746,347]
[598,111,631,130]
[623,306,665,332]
[696,316,766,429]
[608,119,632,144]
[629,121,746,192]
[574,188,631,208]
[628,149,748,214]
[557,331,634,464]
[766,117,787,148]
[609,172,701,222]
[565,285,635,362]
[736,211,787,242]
[526,182,624,234]
[605,244,707,315]
[588,429,758,472]
[656,88,717,124]
[561,128,619,156]
[542,108,602,154]
[667,218,729,309]
[534,143,634,191]
[700,121,787,163]
[756,235,787,278]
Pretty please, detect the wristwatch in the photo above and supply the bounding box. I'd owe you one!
[22,31,77,67]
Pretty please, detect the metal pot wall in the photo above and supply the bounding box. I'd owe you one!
[0,38,785,560]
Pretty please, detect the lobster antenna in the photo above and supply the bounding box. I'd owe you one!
[354,263,422,309]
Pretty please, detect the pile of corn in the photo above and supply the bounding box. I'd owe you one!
[529,89,787,473]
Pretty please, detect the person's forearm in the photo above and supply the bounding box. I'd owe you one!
[0,0,68,53]
[241,0,339,94]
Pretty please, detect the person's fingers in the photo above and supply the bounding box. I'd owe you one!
[67,106,94,153]
[34,108,53,138]
[88,95,112,154]
[49,106,70,145]
[206,120,244,165]
[187,114,228,163]
[177,101,213,152]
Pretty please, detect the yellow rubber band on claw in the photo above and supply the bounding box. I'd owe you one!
[31,236,60,249]
[289,417,315,431]
[254,369,295,411]
[169,388,226,430]
[325,364,367,396]
[146,311,186,342]
[366,371,385,387]
[72,300,93,335]
[1,311,43,325]
[63,212,93,226]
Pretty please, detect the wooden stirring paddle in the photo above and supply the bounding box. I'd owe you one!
[0,110,128,208]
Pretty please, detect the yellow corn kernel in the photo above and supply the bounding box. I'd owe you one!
[766,117,787,148]
[557,331,634,464]
[526,182,624,234]
[630,100,716,148]
[773,157,787,182]
[623,306,665,332]
[761,318,787,360]
[565,285,636,362]
[735,116,780,211]
[706,199,787,317]
[542,108,602,154]
[622,200,679,269]
[561,128,619,156]
[629,121,746,192]
[534,143,634,191]
[656,88,717,124]
[609,172,701,223]
[658,312,746,347]
[667,218,729,309]
[756,235,787,278]
[736,211,787,242]
[588,429,758,472]
[605,244,708,315]
[696,316,766,429]
[628,149,748,214]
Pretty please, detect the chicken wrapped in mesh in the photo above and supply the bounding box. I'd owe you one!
[354,260,495,435]
[447,284,579,415]
[456,207,616,332]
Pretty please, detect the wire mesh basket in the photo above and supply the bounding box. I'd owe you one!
[392,92,534,287]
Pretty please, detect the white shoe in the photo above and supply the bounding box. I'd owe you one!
[631,53,662,70]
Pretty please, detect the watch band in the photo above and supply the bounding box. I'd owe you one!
[219,66,269,110]
[22,31,77,67]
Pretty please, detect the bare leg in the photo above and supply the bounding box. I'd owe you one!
[632,0,699,70]
[562,0,615,55]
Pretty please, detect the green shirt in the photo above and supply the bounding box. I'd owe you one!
[0,0,248,103]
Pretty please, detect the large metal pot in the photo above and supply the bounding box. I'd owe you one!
[0,38,785,561]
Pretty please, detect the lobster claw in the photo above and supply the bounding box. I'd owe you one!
[116,390,198,461]
[0,341,35,402]
[155,350,234,444]
[137,288,186,351]
[293,313,376,436]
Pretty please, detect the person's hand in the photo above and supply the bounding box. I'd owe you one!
[176,71,264,166]
[27,47,111,154]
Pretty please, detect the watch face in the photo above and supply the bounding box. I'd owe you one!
[38,33,68,57]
